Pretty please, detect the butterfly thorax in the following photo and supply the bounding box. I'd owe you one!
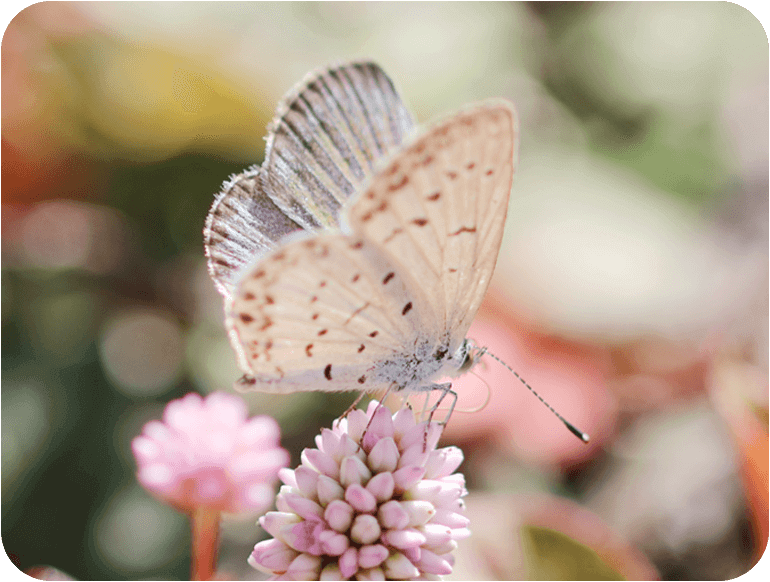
[370,337,472,391]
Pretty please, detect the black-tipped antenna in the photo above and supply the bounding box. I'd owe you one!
[482,349,590,443]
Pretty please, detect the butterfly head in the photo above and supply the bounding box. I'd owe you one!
[453,338,486,375]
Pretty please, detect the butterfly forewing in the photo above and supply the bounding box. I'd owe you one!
[347,102,517,348]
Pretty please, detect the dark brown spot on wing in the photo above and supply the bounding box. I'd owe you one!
[265,295,274,305]
[388,175,409,191]
[352,273,360,283]
[446,171,458,180]
[312,313,319,320]
[358,344,365,353]
[244,292,256,301]
[402,302,413,315]
[450,226,477,236]
[324,364,332,380]
[318,329,328,336]
[411,218,428,227]
[485,169,494,176]
[357,375,366,384]
[350,240,364,250]
[306,344,313,357]
[239,313,254,324]
[426,192,441,202]
[369,331,379,338]
[466,162,476,170]
[382,272,395,285]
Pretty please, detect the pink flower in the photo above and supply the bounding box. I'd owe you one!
[249,402,468,580]
[132,392,289,514]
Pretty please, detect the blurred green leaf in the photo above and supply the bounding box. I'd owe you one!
[522,525,624,581]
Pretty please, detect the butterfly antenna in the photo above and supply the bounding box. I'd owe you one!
[483,349,590,443]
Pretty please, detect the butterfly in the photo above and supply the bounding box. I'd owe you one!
[204,61,517,416]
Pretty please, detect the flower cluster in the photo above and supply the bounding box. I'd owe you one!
[249,401,469,580]
[132,392,289,514]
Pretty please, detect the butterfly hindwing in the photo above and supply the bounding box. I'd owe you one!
[261,62,415,231]
[205,61,414,299]
[204,169,303,298]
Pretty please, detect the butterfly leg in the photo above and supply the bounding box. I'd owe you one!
[411,382,457,451]
[412,382,457,425]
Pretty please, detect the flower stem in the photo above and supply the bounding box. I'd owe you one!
[190,506,221,581]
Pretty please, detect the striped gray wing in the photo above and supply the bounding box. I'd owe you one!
[261,61,415,230]
[205,61,414,298]
[204,169,303,298]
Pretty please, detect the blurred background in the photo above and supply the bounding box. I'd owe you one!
[2,2,767,580]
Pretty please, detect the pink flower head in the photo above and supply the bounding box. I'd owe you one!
[132,392,289,514]
[249,401,469,580]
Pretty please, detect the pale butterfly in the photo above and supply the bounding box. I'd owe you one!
[205,61,588,440]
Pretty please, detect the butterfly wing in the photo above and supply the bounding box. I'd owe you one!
[227,231,438,393]
[346,101,517,350]
[204,61,414,298]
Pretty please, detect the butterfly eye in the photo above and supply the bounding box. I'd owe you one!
[456,344,476,374]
